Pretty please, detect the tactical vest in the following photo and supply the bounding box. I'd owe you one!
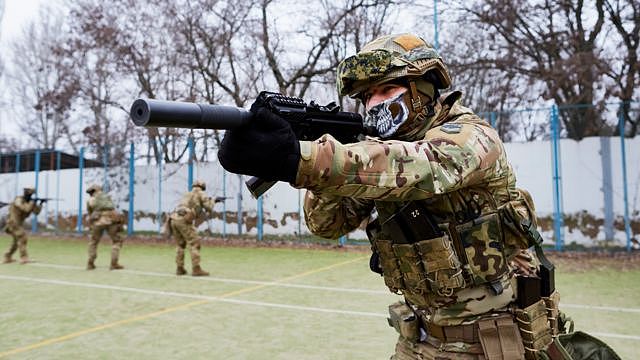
[92,193,115,212]
[369,186,566,357]
[171,189,208,223]
[369,186,540,299]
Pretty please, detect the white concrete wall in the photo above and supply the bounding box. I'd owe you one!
[1,136,638,245]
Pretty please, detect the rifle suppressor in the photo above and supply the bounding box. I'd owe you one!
[130,99,253,129]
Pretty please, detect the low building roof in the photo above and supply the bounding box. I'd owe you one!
[0,149,103,173]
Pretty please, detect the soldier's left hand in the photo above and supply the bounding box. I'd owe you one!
[218,100,300,183]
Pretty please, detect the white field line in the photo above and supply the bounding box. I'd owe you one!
[0,274,385,318]
[560,303,640,314]
[29,262,389,295]
[588,332,640,340]
[28,262,640,315]
[1,274,639,341]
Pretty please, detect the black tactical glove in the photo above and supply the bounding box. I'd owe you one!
[218,99,300,183]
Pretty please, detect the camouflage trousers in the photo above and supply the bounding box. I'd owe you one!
[88,223,123,264]
[391,336,486,360]
[4,225,29,261]
[169,218,202,268]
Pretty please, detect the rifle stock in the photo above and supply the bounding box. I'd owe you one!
[130,92,365,198]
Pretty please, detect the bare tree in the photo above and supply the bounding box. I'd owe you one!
[442,19,538,140]
[5,8,78,150]
[168,0,261,160]
[255,0,401,101]
[57,3,135,164]
[0,0,4,78]
[64,0,197,163]
[326,0,404,113]
[603,0,640,136]
[454,0,610,140]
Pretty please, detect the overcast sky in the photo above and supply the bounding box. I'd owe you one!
[1,0,46,44]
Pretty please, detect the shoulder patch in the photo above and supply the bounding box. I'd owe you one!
[440,123,463,134]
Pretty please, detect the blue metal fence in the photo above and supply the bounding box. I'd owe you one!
[478,101,638,250]
[1,100,638,249]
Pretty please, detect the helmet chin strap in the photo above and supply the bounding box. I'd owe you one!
[408,79,436,118]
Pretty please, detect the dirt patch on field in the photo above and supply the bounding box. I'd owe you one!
[546,251,640,272]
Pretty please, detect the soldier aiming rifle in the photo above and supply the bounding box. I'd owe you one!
[2,187,42,264]
[131,33,620,360]
[165,180,223,277]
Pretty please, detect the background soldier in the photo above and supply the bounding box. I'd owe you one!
[2,187,42,264]
[218,34,565,359]
[166,180,219,276]
[86,184,125,270]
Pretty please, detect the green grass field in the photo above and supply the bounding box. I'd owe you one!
[0,235,638,359]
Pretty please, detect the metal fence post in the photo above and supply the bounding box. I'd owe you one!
[618,105,632,251]
[15,152,20,197]
[298,189,302,239]
[128,143,135,237]
[103,144,110,192]
[187,137,194,191]
[222,169,227,238]
[550,105,564,250]
[77,147,85,233]
[157,143,162,234]
[600,137,614,241]
[55,150,61,233]
[44,151,52,232]
[339,235,347,246]
[31,149,41,233]
[257,196,263,241]
[237,174,243,235]
[490,112,497,128]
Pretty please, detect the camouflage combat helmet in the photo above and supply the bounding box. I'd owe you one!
[23,187,36,195]
[86,184,102,195]
[192,180,206,191]
[336,33,452,98]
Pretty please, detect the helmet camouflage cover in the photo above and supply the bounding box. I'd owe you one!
[336,33,452,98]
[86,184,102,195]
[23,187,36,195]
[192,180,206,191]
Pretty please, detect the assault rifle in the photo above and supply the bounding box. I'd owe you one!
[0,201,9,208]
[130,91,366,197]
[33,197,62,204]
[214,196,230,203]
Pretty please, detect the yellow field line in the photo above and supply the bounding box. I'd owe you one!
[0,300,210,358]
[0,256,367,358]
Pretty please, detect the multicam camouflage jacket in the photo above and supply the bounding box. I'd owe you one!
[170,188,215,224]
[5,196,42,229]
[295,91,539,326]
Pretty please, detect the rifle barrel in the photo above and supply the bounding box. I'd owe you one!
[130,99,253,129]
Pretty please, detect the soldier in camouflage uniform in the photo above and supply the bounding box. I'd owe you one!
[219,34,568,359]
[167,180,216,277]
[86,184,125,270]
[2,187,42,264]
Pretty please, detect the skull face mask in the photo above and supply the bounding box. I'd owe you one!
[364,90,410,138]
